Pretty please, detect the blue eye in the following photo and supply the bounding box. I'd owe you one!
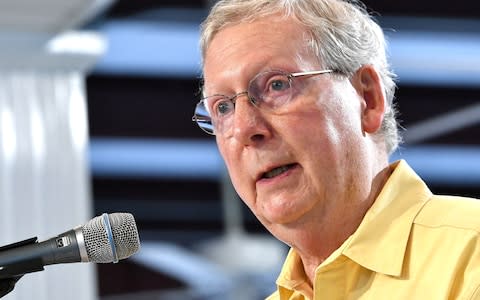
[270,79,289,91]
[215,99,234,116]
[260,75,291,104]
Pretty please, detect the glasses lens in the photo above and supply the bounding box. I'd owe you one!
[249,71,292,110]
[193,101,215,134]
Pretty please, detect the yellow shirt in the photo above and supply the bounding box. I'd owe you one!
[267,160,480,300]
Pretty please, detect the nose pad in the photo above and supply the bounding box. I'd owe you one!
[247,94,259,106]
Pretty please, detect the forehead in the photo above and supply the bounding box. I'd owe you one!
[202,15,320,93]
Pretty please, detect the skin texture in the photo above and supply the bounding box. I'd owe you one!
[203,14,391,285]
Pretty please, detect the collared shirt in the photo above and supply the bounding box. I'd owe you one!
[267,160,480,300]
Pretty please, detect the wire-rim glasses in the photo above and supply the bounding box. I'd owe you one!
[192,69,334,135]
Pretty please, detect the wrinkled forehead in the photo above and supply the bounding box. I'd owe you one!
[201,16,322,92]
[200,6,290,59]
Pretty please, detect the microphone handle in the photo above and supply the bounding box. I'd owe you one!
[42,228,86,265]
[0,229,83,279]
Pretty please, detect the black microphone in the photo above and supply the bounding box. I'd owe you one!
[0,212,141,280]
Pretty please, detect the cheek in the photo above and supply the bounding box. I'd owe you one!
[315,84,364,141]
[291,97,361,177]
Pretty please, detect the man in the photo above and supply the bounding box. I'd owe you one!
[192,0,480,299]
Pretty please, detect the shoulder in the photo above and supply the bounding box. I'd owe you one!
[407,195,480,299]
[414,195,480,232]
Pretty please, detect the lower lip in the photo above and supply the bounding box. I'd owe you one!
[258,164,299,184]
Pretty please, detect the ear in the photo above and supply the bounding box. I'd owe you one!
[351,65,385,134]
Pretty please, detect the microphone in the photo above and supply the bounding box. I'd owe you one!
[0,212,141,279]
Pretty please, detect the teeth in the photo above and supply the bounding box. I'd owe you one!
[264,165,291,179]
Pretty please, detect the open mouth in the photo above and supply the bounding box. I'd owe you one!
[262,163,297,179]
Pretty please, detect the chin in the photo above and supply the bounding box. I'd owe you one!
[260,204,304,226]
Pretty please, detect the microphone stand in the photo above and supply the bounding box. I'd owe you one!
[0,237,44,298]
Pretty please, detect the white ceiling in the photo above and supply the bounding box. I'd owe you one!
[0,0,114,34]
[0,0,114,70]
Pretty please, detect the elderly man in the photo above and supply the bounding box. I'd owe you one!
[192,0,480,299]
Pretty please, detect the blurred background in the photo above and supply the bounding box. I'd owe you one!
[0,0,479,299]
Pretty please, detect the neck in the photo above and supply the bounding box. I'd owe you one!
[285,161,393,287]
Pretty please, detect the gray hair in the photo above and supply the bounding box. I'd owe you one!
[200,0,401,154]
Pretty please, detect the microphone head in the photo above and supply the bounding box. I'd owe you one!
[81,213,140,263]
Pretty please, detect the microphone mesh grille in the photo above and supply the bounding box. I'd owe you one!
[82,213,140,263]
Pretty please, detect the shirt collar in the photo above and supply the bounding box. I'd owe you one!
[275,160,433,292]
[342,159,432,276]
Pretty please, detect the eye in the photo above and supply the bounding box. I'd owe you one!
[269,78,290,92]
[212,98,234,117]
[259,74,291,105]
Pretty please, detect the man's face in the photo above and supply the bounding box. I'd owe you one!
[202,15,371,241]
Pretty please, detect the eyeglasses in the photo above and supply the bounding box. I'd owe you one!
[192,69,334,135]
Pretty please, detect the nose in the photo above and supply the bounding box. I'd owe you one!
[230,93,272,144]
